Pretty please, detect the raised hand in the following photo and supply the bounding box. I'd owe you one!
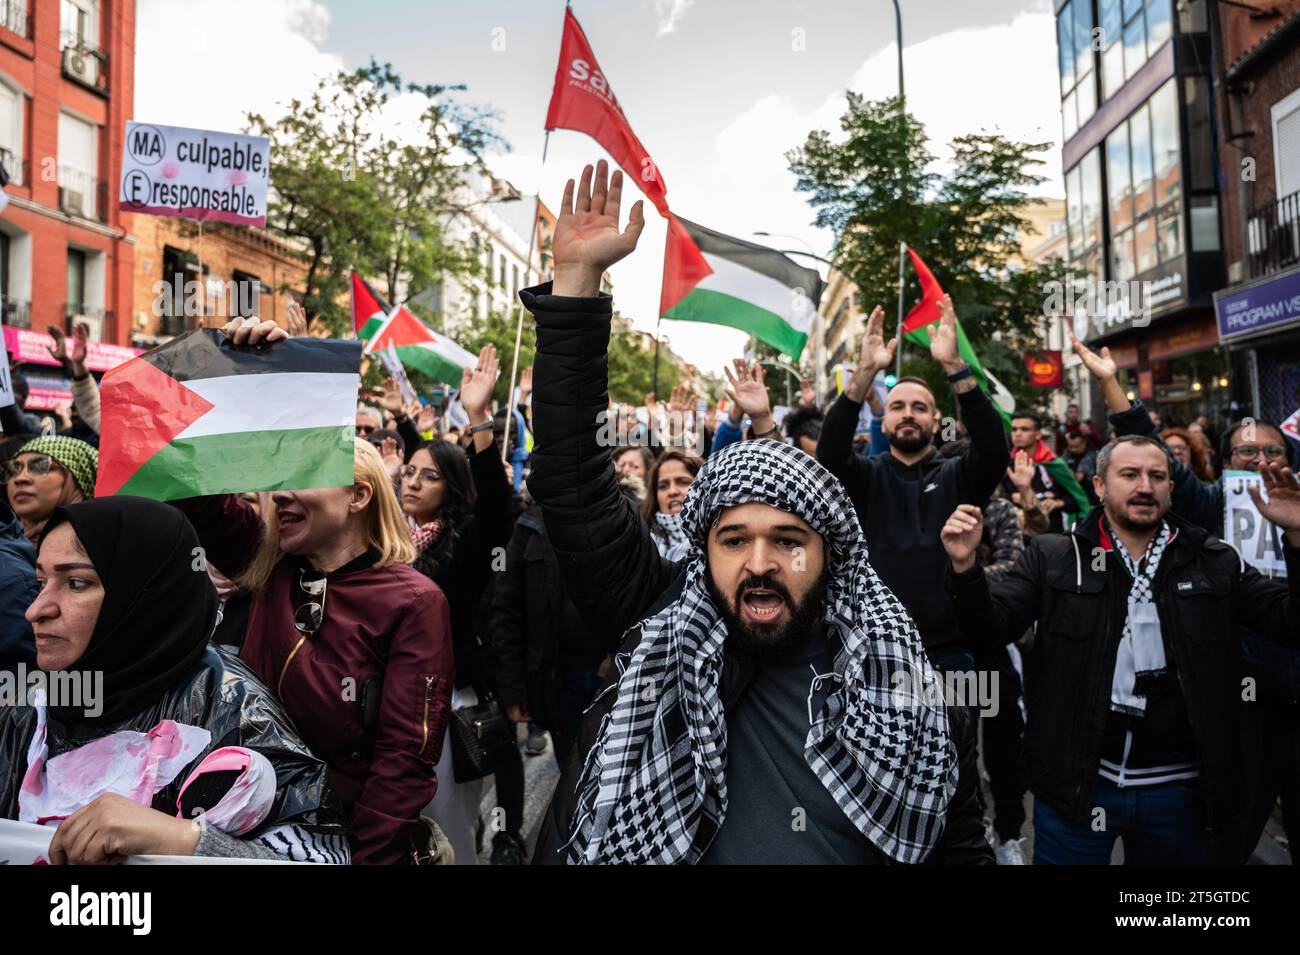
[929,295,962,370]
[285,300,309,337]
[519,366,533,400]
[1007,449,1036,493]
[221,316,287,348]
[1069,329,1117,382]
[941,504,984,573]
[668,384,692,414]
[460,344,499,418]
[417,404,437,434]
[379,436,402,478]
[47,324,88,376]
[381,378,404,415]
[846,306,895,402]
[799,377,815,408]
[723,359,771,419]
[1250,464,1300,542]
[552,160,646,298]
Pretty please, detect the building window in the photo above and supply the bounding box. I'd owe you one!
[57,111,100,220]
[1273,87,1300,200]
[0,79,22,186]
[1058,0,1098,140]
[498,254,506,289]
[232,270,263,318]
[1098,1,1172,103]
[66,248,86,315]
[512,264,520,298]
[1066,148,1104,282]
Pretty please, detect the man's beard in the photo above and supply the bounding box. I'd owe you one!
[1107,496,1165,533]
[707,563,831,661]
[887,422,931,454]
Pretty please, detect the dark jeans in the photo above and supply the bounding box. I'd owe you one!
[493,740,524,838]
[552,666,604,770]
[1033,779,1213,865]
[975,645,1027,842]
[1239,703,1300,863]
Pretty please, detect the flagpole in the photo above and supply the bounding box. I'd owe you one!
[895,241,905,380]
[501,130,551,465]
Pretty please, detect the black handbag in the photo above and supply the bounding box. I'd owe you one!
[449,694,515,783]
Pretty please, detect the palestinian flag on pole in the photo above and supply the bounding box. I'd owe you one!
[362,303,475,387]
[902,246,1089,516]
[352,270,391,340]
[96,330,361,500]
[660,215,821,360]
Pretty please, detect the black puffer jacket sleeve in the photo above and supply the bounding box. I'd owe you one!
[521,283,676,639]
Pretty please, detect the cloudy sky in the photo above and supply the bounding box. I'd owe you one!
[137,0,1065,373]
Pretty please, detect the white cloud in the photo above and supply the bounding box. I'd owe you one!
[649,0,695,36]
[592,11,1065,376]
[135,0,344,133]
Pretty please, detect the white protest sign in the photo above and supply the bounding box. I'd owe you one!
[1223,470,1287,577]
[0,818,303,864]
[1282,405,1300,443]
[120,122,270,226]
[0,331,13,409]
[380,343,419,405]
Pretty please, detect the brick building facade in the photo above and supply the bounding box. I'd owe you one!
[0,0,136,346]
[129,215,308,347]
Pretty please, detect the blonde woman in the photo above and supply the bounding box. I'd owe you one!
[174,315,454,865]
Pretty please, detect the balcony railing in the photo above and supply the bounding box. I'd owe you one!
[1,296,30,328]
[56,166,108,222]
[60,33,109,94]
[64,304,113,341]
[1246,189,1300,280]
[0,146,26,187]
[0,1,30,39]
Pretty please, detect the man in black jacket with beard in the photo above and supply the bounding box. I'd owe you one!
[816,304,1008,676]
[521,159,991,865]
[942,436,1300,863]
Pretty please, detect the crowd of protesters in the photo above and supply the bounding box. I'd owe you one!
[0,158,1296,866]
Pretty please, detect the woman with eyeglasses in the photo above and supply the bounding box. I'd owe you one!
[5,436,98,546]
[172,315,455,865]
[0,496,349,863]
[400,344,520,864]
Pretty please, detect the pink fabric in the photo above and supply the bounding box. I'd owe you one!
[174,746,277,835]
[18,690,211,826]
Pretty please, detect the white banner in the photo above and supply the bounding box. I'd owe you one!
[0,818,298,865]
[120,122,270,226]
[1223,470,1288,578]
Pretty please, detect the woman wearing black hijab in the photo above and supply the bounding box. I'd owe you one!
[0,496,348,863]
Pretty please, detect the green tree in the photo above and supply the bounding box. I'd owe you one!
[788,94,1068,418]
[247,61,502,336]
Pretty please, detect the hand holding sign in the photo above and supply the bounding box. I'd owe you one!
[221,316,286,349]
[1248,463,1300,546]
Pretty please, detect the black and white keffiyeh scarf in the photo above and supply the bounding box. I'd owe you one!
[652,511,691,562]
[563,439,958,864]
[1105,517,1175,716]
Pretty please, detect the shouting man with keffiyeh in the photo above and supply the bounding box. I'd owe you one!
[523,159,992,865]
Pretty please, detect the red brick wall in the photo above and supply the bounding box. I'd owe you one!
[1215,10,1300,272]
[0,0,135,344]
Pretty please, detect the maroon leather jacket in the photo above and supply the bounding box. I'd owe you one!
[178,494,454,864]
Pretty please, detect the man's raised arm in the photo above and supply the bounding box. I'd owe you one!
[817,305,893,489]
[523,160,675,639]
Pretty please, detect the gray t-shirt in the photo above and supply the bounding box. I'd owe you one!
[700,625,876,864]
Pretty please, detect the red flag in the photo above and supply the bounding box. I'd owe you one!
[545,8,669,216]
[659,214,712,316]
[902,246,945,335]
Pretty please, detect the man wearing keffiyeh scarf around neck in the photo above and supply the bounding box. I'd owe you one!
[522,159,992,866]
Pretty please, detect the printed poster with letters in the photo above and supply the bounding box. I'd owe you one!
[1223,470,1287,578]
[119,122,270,226]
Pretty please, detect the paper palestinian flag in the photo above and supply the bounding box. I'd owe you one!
[361,304,475,387]
[96,329,361,500]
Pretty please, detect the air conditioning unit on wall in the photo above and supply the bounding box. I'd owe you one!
[62,45,99,89]
[58,186,85,217]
